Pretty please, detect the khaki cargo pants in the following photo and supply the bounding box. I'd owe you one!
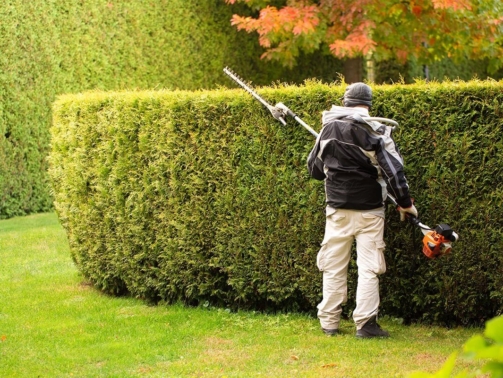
[316,206,386,331]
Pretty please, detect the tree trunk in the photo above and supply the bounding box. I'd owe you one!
[343,57,363,83]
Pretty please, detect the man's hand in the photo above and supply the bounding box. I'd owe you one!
[398,205,418,221]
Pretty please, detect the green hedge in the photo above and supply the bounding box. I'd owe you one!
[375,81,503,325]
[0,0,343,219]
[50,80,503,326]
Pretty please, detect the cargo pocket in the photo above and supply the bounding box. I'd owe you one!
[374,240,386,275]
[316,244,327,271]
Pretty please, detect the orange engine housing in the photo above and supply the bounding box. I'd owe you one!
[422,231,452,259]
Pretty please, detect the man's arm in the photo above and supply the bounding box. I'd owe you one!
[375,134,413,209]
[307,129,326,181]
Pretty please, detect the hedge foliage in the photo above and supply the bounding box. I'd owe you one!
[50,80,503,326]
[0,0,344,219]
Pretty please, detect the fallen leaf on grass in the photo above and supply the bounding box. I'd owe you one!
[1,335,6,342]
[322,363,337,368]
[291,355,299,360]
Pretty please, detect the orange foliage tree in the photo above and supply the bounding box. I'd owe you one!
[225,0,503,73]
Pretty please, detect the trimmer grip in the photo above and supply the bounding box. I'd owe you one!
[406,214,421,226]
[285,108,296,118]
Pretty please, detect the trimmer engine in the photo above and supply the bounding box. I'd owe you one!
[392,198,459,259]
[422,223,458,259]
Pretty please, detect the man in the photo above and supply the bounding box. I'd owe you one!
[307,82,417,338]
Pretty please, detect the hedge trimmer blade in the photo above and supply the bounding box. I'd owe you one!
[223,67,287,125]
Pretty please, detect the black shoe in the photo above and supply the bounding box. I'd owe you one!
[356,316,389,338]
[322,328,339,336]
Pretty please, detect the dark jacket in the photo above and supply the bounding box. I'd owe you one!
[307,107,412,210]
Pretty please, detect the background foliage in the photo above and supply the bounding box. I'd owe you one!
[2,0,502,219]
[226,0,503,76]
[0,0,343,219]
[50,80,503,326]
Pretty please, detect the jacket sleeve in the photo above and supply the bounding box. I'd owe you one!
[375,133,413,208]
[307,127,326,181]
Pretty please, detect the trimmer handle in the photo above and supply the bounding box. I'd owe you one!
[405,213,421,226]
[434,224,459,243]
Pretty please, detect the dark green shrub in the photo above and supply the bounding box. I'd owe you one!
[375,58,503,85]
[50,80,503,326]
[375,81,503,325]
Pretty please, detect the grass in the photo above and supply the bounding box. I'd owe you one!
[0,212,484,377]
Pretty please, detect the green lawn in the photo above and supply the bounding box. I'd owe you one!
[0,213,483,377]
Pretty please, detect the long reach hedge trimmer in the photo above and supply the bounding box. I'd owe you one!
[223,67,459,259]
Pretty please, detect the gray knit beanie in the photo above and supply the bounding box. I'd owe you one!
[343,82,372,108]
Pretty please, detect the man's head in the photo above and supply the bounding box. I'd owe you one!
[343,82,372,108]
